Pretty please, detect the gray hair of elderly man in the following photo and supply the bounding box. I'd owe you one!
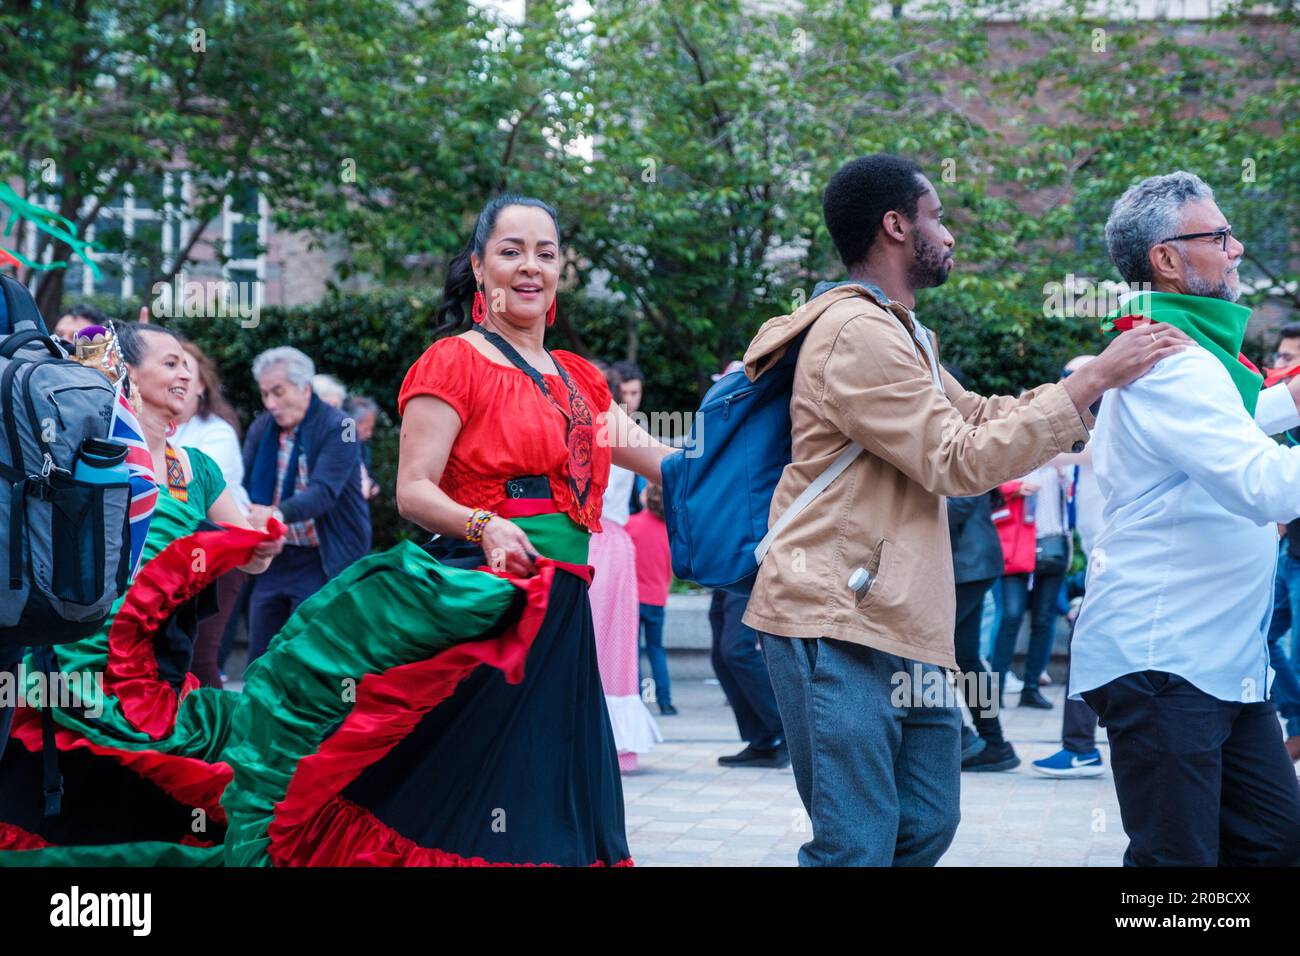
[310,373,348,407]
[1103,171,1215,286]
[251,346,315,389]
[346,394,380,419]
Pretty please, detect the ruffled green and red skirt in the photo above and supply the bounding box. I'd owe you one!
[0,514,630,867]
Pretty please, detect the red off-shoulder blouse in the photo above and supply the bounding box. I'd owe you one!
[397,335,613,533]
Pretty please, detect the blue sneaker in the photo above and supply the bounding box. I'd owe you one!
[1032,747,1104,778]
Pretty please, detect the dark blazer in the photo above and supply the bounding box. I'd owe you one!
[947,492,1004,586]
[242,403,371,580]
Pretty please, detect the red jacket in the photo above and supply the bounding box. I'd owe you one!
[992,481,1037,575]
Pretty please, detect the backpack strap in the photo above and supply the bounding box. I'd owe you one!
[34,646,64,817]
[753,441,862,565]
[0,329,61,360]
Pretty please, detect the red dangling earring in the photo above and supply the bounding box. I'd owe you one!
[471,290,487,324]
[546,297,557,327]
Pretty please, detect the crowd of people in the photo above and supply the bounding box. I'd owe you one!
[2,154,1299,868]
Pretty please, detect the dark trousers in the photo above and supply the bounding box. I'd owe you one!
[953,579,1005,746]
[638,603,672,707]
[1082,671,1300,866]
[709,590,783,745]
[247,545,328,664]
[0,651,19,764]
[1265,551,1300,738]
[992,570,1064,692]
[1061,618,1100,753]
[191,569,245,688]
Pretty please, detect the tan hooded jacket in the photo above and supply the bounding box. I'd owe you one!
[740,284,1093,668]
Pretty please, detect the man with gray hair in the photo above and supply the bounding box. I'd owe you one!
[1070,171,1300,865]
[241,346,371,663]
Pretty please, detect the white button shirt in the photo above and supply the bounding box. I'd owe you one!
[1070,349,1300,704]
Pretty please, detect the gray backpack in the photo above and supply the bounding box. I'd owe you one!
[0,276,132,650]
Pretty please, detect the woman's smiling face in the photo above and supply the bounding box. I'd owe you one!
[128,329,192,419]
[472,204,561,327]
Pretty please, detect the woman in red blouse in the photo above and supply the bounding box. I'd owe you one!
[387,194,676,866]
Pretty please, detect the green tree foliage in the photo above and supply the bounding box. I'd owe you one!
[3,0,1295,407]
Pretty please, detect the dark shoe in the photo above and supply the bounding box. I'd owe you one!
[658,703,679,716]
[961,725,987,762]
[962,740,1021,772]
[1019,687,1054,709]
[718,740,790,769]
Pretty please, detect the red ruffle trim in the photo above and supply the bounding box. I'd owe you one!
[8,706,231,827]
[275,795,631,867]
[267,560,630,867]
[0,822,54,850]
[106,520,283,740]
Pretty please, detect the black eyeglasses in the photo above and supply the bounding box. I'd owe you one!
[1158,225,1232,252]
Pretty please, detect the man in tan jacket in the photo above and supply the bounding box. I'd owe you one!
[741,154,1188,866]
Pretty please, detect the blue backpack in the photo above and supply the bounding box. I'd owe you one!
[661,329,861,595]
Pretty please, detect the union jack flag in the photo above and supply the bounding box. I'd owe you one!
[110,382,157,580]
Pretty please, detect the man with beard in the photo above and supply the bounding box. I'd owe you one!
[740,153,1192,865]
[1070,171,1300,865]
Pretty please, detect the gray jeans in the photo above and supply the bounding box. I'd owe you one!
[761,634,961,866]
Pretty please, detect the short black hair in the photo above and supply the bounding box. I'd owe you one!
[64,302,108,325]
[822,154,929,269]
[1277,323,1300,347]
[611,360,642,383]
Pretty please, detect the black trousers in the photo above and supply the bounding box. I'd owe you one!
[0,652,18,764]
[953,579,1006,746]
[1061,619,1100,753]
[709,590,783,746]
[1083,671,1300,866]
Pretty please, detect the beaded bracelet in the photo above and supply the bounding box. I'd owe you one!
[465,508,496,543]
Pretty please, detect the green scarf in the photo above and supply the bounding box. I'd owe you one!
[1101,291,1262,415]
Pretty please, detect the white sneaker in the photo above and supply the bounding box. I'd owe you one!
[1003,672,1024,694]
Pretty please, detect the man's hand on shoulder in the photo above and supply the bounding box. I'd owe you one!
[1062,322,1193,415]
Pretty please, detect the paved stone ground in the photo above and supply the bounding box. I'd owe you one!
[624,653,1133,867]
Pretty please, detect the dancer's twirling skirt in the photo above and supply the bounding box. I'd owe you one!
[0,514,630,867]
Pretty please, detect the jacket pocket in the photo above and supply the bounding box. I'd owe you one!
[851,538,892,612]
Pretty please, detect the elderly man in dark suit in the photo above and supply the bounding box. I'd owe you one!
[242,347,371,663]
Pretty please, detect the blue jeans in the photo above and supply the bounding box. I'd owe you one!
[1266,550,1300,739]
[761,634,961,866]
[638,603,672,707]
[978,578,1002,663]
[992,570,1064,693]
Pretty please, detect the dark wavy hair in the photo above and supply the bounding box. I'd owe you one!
[433,193,561,337]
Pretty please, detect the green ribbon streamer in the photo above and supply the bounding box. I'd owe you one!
[0,182,103,281]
